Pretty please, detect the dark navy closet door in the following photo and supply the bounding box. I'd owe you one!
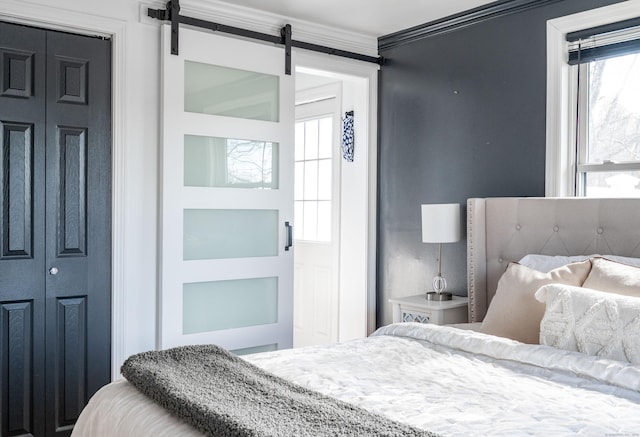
[0,21,111,437]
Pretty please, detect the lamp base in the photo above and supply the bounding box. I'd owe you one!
[426,291,453,301]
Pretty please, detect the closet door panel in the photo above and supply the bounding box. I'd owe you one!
[0,21,47,437]
[44,30,111,437]
[1,121,33,259]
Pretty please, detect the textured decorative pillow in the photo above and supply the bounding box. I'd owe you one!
[518,254,640,273]
[479,260,592,344]
[582,257,640,297]
[536,284,640,364]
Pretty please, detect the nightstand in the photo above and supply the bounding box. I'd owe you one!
[389,294,469,325]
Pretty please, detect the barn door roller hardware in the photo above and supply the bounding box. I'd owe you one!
[147,0,383,75]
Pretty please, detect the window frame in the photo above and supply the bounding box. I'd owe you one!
[546,1,640,197]
[573,60,640,196]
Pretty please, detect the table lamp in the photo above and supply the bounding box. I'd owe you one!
[421,203,461,301]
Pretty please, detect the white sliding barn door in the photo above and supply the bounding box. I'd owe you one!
[159,25,295,353]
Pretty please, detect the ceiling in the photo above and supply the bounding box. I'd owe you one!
[214,0,497,38]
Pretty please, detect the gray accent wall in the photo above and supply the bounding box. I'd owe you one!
[377,0,623,326]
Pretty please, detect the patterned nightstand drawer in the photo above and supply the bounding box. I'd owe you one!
[401,310,432,324]
[389,295,468,326]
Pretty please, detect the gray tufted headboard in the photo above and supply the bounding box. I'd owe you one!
[466,197,640,322]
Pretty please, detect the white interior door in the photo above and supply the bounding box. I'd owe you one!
[159,25,294,353]
[293,93,341,347]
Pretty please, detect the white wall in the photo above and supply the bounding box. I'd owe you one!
[0,0,378,376]
[338,79,371,341]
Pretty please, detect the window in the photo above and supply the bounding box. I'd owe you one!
[570,25,640,197]
[294,116,333,241]
[546,6,640,197]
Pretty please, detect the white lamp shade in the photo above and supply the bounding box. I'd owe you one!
[421,203,461,243]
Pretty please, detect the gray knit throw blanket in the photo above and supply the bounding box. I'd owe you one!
[121,344,440,437]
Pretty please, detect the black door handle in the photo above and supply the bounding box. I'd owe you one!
[285,221,293,251]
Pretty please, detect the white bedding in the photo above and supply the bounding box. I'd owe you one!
[74,323,640,436]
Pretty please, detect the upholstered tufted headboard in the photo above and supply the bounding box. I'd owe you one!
[466,197,640,322]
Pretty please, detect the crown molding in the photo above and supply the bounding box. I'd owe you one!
[140,0,378,58]
[1,0,126,37]
[378,0,564,51]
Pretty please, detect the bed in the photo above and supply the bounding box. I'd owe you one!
[73,197,640,436]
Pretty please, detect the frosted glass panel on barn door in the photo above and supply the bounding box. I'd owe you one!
[160,25,294,352]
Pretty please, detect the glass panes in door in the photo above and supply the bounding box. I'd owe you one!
[184,134,279,189]
[294,117,332,242]
[184,61,279,122]
[183,277,278,334]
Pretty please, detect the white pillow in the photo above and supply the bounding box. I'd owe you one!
[519,254,640,273]
[535,283,640,364]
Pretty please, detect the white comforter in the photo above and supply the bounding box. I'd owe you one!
[73,323,640,436]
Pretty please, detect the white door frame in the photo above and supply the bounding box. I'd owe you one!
[0,2,127,380]
[294,51,379,337]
